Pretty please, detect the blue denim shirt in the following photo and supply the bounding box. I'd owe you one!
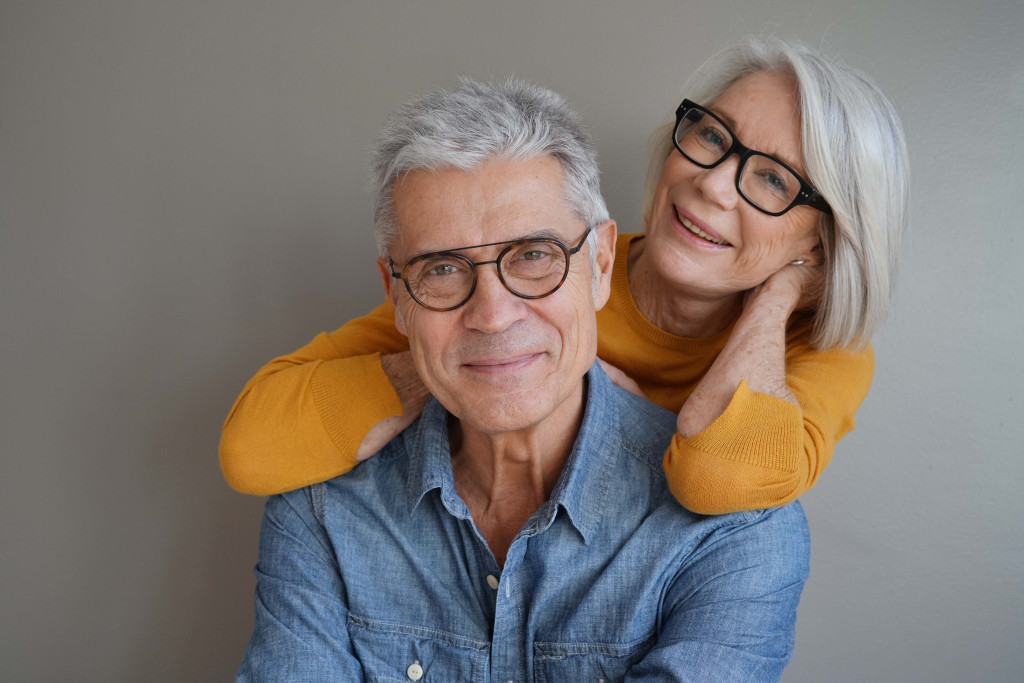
[237,364,810,682]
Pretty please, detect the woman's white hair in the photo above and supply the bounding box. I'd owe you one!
[642,36,909,350]
[370,77,606,262]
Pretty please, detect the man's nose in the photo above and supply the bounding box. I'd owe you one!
[460,264,527,333]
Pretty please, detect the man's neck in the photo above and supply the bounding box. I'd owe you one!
[449,382,586,567]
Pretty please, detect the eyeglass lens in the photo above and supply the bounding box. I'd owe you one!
[675,109,804,214]
[403,240,569,310]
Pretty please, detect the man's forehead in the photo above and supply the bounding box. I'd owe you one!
[389,157,579,258]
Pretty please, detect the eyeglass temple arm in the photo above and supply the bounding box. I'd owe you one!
[801,190,832,214]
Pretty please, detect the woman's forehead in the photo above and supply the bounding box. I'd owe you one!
[711,71,805,171]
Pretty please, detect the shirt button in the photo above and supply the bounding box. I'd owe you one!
[486,574,499,590]
[406,661,423,681]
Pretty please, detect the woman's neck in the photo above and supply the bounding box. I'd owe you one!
[626,236,742,338]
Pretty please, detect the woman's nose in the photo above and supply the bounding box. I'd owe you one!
[693,155,741,211]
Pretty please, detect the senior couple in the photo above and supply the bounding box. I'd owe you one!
[228,36,908,681]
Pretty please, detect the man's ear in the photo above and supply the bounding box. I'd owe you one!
[592,220,617,310]
[377,257,407,336]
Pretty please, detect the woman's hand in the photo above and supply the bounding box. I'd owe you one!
[356,351,430,461]
[747,253,824,317]
[676,256,817,438]
[599,358,647,399]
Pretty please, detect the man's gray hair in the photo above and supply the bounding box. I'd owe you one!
[370,77,608,259]
[642,36,909,350]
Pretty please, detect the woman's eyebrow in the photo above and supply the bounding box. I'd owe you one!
[711,106,807,175]
[711,107,739,130]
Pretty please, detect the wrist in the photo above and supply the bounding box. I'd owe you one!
[746,284,799,321]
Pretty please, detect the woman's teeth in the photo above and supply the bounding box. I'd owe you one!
[678,212,729,245]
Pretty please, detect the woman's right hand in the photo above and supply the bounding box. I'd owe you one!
[356,351,430,460]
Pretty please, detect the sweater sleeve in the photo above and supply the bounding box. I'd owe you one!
[220,302,410,495]
[663,343,874,514]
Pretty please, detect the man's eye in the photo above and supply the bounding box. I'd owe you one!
[426,263,459,276]
[518,250,550,262]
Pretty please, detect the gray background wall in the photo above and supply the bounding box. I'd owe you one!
[2,1,1021,680]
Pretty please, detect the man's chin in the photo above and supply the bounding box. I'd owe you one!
[442,380,586,439]
[447,395,546,433]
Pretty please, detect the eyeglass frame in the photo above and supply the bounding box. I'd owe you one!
[389,227,593,312]
[672,99,832,217]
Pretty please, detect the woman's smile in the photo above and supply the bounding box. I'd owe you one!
[675,207,731,247]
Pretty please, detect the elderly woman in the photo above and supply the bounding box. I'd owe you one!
[220,36,908,514]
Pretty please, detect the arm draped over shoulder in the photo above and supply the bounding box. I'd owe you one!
[220,233,873,512]
[219,302,408,494]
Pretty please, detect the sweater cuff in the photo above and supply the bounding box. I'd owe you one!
[682,380,803,471]
[310,353,405,462]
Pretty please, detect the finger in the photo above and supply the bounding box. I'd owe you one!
[598,359,646,398]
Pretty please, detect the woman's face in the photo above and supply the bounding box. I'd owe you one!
[645,70,821,300]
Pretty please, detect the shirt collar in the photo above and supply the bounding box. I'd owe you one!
[541,363,620,543]
[401,362,622,543]
[402,401,470,521]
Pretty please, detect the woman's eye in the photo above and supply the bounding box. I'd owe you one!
[762,171,789,193]
[698,126,727,149]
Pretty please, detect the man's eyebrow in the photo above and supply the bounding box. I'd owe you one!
[517,227,566,241]
[421,228,568,255]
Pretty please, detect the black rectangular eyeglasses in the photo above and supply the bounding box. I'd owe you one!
[673,99,832,216]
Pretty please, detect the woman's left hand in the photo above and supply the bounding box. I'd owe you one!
[679,254,816,438]
[599,358,647,399]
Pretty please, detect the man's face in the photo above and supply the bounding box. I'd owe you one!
[379,156,615,437]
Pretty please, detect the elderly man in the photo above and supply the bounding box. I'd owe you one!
[236,78,809,682]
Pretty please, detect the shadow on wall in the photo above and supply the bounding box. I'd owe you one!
[118,359,265,681]
[115,218,371,679]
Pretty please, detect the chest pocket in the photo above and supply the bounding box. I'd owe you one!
[533,634,655,683]
[348,613,489,683]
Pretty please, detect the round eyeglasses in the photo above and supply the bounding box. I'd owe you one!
[389,228,592,312]
[673,99,832,216]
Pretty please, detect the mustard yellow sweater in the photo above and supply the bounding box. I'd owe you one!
[221,233,873,513]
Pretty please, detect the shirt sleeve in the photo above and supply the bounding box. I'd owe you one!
[625,503,811,682]
[220,301,409,495]
[236,490,363,681]
[663,343,875,514]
